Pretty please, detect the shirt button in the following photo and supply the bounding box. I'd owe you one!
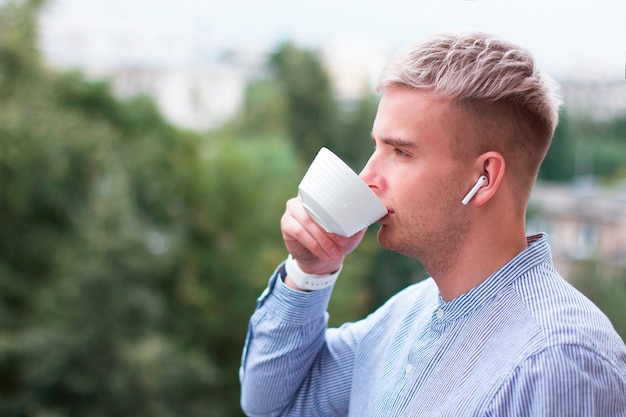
[406,364,413,375]
[436,308,445,319]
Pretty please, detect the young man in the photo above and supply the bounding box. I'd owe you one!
[240,32,626,416]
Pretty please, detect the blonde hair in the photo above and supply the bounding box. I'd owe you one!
[378,32,563,205]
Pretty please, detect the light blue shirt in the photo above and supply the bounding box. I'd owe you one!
[240,234,626,416]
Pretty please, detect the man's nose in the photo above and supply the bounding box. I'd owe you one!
[359,153,379,190]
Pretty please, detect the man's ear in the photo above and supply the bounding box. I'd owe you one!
[472,151,505,206]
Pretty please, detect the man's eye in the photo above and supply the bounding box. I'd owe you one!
[394,148,408,157]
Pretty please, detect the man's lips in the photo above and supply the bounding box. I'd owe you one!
[378,210,393,223]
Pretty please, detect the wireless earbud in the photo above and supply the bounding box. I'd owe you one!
[461,175,488,205]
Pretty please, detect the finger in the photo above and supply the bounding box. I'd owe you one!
[284,198,344,260]
[284,211,339,261]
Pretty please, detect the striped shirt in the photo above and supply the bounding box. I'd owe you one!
[240,234,626,416]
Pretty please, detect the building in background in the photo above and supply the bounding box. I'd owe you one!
[528,180,626,279]
[561,80,626,119]
[39,14,626,132]
[38,20,391,131]
[85,53,262,131]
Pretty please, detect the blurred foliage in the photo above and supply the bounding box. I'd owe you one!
[570,260,626,341]
[1,0,625,416]
[269,42,339,164]
[539,111,576,182]
[539,110,626,183]
[0,1,297,415]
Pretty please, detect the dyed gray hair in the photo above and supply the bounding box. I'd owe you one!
[378,32,562,136]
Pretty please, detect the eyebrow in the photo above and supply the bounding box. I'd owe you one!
[371,134,417,149]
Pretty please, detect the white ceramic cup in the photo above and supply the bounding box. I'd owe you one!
[298,147,387,237]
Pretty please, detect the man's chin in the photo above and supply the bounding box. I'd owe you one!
[377,227,420,260]
[376,226,395,251]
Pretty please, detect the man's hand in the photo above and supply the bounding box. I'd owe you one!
[281,195,367,278]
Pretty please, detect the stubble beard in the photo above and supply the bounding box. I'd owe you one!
[376,204,471,279]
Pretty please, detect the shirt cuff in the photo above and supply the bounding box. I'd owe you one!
[258,262,335,323]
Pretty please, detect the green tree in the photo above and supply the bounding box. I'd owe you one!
[270,42,339,163]
[591,113,626,182]
[562,112,626,183]
[539,110,576,182]
[227,78,287,138]
[335,93,380,171]
[0,1,308,415]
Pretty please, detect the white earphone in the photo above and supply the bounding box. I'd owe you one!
[461,175,488,205]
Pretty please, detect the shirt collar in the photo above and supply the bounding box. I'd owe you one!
[433,233,552,323]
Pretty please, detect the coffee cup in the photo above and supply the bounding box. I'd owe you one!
[298,147,387,237]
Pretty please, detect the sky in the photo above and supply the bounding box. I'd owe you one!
[36,0,626,81]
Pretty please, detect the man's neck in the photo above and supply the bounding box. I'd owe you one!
[429,226,528,302]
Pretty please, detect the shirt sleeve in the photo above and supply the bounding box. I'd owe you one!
[239,263,367,417]
[487,344,626,417]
